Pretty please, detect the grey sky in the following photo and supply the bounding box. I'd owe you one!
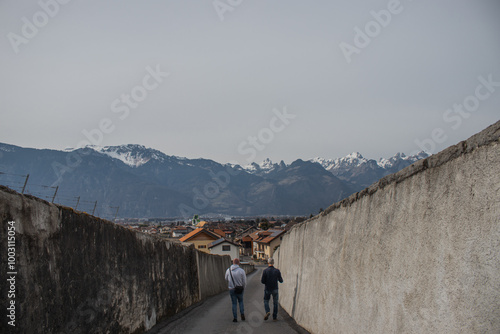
[1,0,499,165]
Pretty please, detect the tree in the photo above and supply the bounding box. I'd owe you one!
[259,218,270,230]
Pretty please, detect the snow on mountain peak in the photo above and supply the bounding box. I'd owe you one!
[347,152,363,159]
[312,152,367,171]
[344,152,366,164]
[311,151,428,171]
[259,158,275,170]
[242,158,287,174]
[87,144,166,167]
[377,151,428,169]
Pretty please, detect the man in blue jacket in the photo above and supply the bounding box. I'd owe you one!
[261,257,283,321]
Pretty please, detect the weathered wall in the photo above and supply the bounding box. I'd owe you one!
[196,251,232,299]
[275,121,500,334]
[240,263,255,275]
[0,186,231,334]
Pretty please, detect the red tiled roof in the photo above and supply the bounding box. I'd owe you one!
[179,228,219,242]
[212,229,226,238]
[208,238,241,249]
[255,229,286,244]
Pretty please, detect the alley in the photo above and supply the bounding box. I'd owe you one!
[147,266,309,334]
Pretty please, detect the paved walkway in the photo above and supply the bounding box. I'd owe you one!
[147,266,309,334]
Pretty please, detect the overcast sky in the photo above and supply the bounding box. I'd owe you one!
[1,0,499,165]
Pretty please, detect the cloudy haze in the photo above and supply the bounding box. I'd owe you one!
[1,0,499,165]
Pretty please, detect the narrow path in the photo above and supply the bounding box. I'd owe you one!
[147,266,309,334]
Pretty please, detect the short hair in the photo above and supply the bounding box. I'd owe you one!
[233,258,240,265]
[268,258,274,265]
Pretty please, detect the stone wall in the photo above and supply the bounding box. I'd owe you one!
[240,263,255,275]
[275,120,500,334]
[196,251,232,300]
[0,187,231,334]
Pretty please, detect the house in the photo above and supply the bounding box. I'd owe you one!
[223,230,235,239]
[239,235,254,256]
[179,228,221,253]
[253,229,286,260]
[141,227,158,234]
[196,221,209,228]
[172,227,190,238]
[212,228,235,239]
[212,229,226,239]
[159,227,171,235]
[208,238,241,260]
[237,226,258,238]
[235,226,259,256]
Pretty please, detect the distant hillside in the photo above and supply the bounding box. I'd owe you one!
[0,143,426,218]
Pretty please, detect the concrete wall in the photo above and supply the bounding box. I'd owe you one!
[196,251,232,299]
[275,120,500,334]
[240,263,255,275]
[0,186,231,334]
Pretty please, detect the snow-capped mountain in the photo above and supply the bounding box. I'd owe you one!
[86,144,168,167]
[311,152,368,171]
[246,151,428,178]
[243,158,287,176]
[0,142,429,217]
[377,151,429,169]
[0,142,354,217]
[243,151,428,190]
[309,151,429,189]
[311,151,428,171]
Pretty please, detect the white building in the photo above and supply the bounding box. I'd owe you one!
[208,238,241,260]
[172,228,190,238]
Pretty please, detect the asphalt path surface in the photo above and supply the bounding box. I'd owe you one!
[148,266,310,334]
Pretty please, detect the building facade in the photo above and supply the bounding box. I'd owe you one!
[208,238,241,260]
[179,228,220,253]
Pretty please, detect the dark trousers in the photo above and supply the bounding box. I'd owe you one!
[264,289,279,319]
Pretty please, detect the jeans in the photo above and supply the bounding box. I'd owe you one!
[264,289,279,319]
[229,289,244,319]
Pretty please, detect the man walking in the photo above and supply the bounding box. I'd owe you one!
[225,258,247,322]
[261,257,283,321]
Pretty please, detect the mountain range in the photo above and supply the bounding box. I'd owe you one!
[0,143,427,218]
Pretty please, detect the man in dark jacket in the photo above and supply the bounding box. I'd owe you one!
[261,257,283,321]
